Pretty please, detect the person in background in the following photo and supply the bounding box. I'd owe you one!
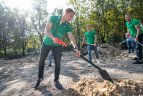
[82,24,100,67]
[47,51,53,67]
[34,8,81,89]
[125,32,135,53]
[47,51,63,67]
[125,13,143,64]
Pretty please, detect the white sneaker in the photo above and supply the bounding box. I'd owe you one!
[96,59,100,63]
[87,64,92,67]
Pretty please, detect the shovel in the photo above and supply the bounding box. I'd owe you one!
[136,41,143,47]
[55,38,114,84]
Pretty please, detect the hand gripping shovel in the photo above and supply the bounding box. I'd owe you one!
[55,38,114,84]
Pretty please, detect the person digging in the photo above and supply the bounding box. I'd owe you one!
[34,8,80,90]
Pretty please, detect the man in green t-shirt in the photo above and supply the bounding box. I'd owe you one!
[125,13,143,64]
[82,25,99,67]
[34,8,80,89]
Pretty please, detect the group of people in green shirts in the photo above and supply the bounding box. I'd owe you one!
[34,8,143,89]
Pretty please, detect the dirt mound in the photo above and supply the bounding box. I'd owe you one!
[100,45,121,56]
[65,78,143,96]
[96,45,125,63]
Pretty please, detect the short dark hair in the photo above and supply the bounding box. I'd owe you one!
[65,8,75,14]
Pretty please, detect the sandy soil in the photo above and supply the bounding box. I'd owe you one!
[0,45,143,96]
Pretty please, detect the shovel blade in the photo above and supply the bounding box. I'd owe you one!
[99,69,114,84]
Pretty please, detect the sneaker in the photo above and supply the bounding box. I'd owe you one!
[132,60,143,64]
[34,78,44,90]
[54,81,63,89]
[96,59,100,63]
[132,57,138,60]
[87,64,92,67]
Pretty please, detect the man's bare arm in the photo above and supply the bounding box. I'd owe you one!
[44,22,57,43]
[127,29,130,33]
[67,32,81,56]
[44,22,54,39]
[67,32,78,48]
[135,25,140,41]
[94,35,97,45]
[82,36,86,43]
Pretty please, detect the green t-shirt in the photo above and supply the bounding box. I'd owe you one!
[43,16,72,46]
[84,30,96,44]
[126,18,143,38]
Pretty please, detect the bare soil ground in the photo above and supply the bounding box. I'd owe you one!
[0,45,143,96]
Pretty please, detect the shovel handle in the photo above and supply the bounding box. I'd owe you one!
[68,46,102,70]
[80,55,102,70]
[136,41,143,47]
[55,38,102,70]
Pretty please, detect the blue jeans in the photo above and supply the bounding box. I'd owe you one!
[126,38,135,53]
[38,43,62,81]
[87,45,99,63]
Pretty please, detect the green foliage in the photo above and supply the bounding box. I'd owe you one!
[68,0,143,45]
[27,35,40,49]
[31,0,49,43]
[0,1,34,57]
[0,0,143,57]
[108,33,122,44]
[52,8,63,16]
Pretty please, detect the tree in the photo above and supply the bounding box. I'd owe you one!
[31,0,49,44]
